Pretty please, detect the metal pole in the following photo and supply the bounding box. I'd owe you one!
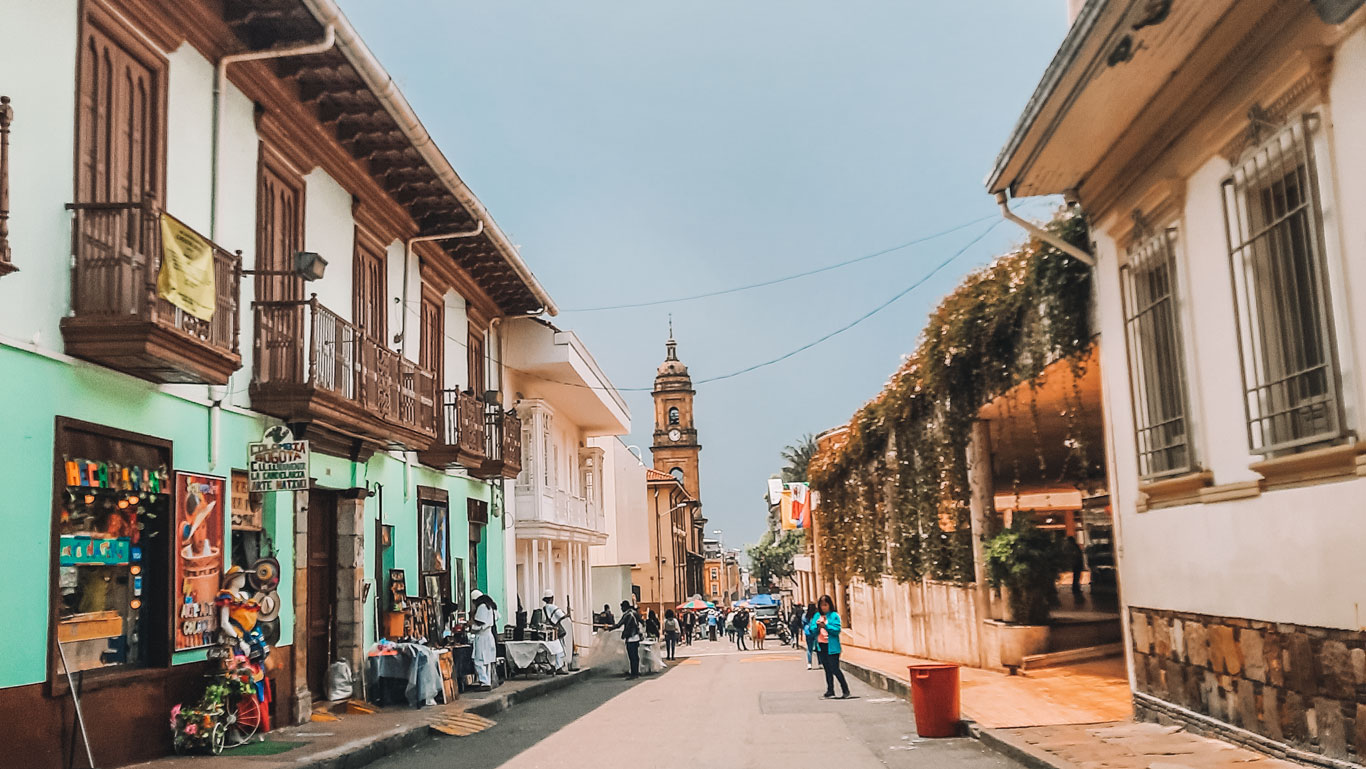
[56,641,97,769]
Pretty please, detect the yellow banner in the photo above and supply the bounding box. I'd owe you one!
[157,213,217,321]
[780,488,796,530]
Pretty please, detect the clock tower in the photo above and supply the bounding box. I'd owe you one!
[651,330,701,500]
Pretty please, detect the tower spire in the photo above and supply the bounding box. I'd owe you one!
[665,315,678,361]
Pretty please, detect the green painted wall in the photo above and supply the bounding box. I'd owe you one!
[0,343,508,689]
[0,345,288,688]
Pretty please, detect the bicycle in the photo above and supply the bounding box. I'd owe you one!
[171,644,264,754]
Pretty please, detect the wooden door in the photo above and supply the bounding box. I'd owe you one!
[467,331,485,397]
[419,287,442,383]
[76,8,163,205]
[254,152,305,384]
[306,491,338,698]
[353,240,385,344]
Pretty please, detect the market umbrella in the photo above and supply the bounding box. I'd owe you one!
[705,601,715,607]
[748,593,778,607]
[676,599,709,610]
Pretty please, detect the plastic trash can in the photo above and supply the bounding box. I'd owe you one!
[908,663,961,737]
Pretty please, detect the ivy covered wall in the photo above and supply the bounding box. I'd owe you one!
[810,212,1094,585]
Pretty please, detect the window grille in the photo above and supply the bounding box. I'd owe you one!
[1121,225,1193,479]
[1222,115,1343,454]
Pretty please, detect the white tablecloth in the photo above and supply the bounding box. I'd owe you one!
[502,640,557,670]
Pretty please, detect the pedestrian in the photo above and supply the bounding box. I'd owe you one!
[681,610,694,645]
[802,602,819,670]
[789,607,804,648]
[597,603,615,631]
[725,608,736,642]
[733,608,748,650]
[707,608,718,641]
[468,590,500,691]
[541,589,572,674]
[810,595,851,699]
[663,609,681,661]
[609,600,643,679]
[1064,535,1085,598]
[752,616,766,650]
[645,609,661,639]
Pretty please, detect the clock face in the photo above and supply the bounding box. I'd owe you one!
[668,429,682,442]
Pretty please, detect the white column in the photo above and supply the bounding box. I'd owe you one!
[529,538,540,609]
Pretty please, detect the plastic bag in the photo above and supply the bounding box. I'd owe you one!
[326,660,354,701]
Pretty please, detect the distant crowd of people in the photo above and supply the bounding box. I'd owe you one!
[591,594,853,698]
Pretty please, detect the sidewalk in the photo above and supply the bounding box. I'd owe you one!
[978,721,1300,769]
[838,644,1132,728]
[837,645,1307,769]
[130,669,588,769]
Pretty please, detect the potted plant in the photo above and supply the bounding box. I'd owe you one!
[983,523,1066,669]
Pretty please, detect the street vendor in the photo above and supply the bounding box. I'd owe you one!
[468,590,500,691]
[541,589,572,674]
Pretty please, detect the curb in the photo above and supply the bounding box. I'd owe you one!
[837,657,977,739]
[973,727,1071,769]
[291,669,589,769]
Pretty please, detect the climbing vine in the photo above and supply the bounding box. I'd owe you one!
[810,210,1094,585]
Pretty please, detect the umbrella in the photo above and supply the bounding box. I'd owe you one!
[676,599,709,610]
[748,594,778,607]
[705,601,715,607]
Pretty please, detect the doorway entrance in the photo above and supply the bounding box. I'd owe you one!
[306,490,338,699]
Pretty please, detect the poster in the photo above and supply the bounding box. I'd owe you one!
[419,501,449,574]
[174,472,225,650]
[157,213,217,321]
[248,425,309,492]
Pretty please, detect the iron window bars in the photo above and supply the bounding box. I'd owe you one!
[1121,224,1195,480]
[1222,114,1344,455]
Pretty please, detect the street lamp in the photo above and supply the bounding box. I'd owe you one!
[241,250,328,281]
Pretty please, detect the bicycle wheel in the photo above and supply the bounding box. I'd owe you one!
[224,691,263,747]
[210,722,226,755]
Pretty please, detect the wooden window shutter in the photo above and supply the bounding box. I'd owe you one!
[352,238,386,343]
[420,287,443,384]
[76,7,163,204]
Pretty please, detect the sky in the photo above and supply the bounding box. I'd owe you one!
[337,1,1071,549]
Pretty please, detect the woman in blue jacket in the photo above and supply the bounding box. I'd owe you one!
[809,594,851,698]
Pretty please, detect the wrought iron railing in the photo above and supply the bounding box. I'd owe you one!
[67,196,240,354]
[252,296,437,441]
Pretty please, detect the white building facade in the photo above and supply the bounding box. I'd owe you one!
[588,438,651,614]
[501,318,631,649]
[991,0,1366,761]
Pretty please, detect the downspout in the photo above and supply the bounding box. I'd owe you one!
[995,190,1094,267]
[210,26,337,241]
[394,222,484,351]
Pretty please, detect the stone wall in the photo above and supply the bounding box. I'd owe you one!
[1130,607,1366,762]
[846,577,983,666]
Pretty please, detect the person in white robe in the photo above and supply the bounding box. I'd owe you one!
[541,589,573,673]
[469,590,499,690]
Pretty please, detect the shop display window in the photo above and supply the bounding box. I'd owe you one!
[53,419,172,677]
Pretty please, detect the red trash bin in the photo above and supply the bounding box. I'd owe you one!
[908,663,961,737]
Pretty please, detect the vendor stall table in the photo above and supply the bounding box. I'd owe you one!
[500,640,560,677]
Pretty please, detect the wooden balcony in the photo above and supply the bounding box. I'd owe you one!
[250,297,437,454]
[61,199,242,384]
[418,389,487,470]
[472,408,523,480]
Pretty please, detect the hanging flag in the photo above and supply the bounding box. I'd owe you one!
[780,487,796,530]
[767,478,784,505]
[790,482,810,528]
[157,213,217,321]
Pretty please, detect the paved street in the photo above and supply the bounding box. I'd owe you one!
[369,638,1025,769]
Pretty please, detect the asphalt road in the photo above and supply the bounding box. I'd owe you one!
[369,638,1026,769]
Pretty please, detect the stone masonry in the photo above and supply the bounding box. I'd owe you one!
[1130,607,1366,763]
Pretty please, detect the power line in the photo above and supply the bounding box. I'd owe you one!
[559,203,1047,313]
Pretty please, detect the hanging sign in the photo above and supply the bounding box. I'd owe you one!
[157,213,217,321]
[230,470,262,531]
[248,424,309,492]
[174,472,225,650]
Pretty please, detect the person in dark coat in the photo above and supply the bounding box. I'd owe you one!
[1064,535,1085,598]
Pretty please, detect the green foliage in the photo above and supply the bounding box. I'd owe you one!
[746,529,806,592]
[780,434,819,483]
[810,210,1094,586]
[983,524,1067,625]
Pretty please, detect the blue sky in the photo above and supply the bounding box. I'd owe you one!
[338,1,1070,548]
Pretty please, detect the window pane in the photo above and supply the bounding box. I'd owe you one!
[1122,228,1193,479]
[1223,117,1341,453]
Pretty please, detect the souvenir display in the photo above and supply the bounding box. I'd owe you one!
[56,456,170,672]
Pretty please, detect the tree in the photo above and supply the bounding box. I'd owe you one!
[780,434,818,483]
[746,529,806,592]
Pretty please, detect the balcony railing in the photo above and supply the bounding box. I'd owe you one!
[419,389,488,469]
[62,197,241,384]
[251,296,437,450]
[473,407,523,479]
